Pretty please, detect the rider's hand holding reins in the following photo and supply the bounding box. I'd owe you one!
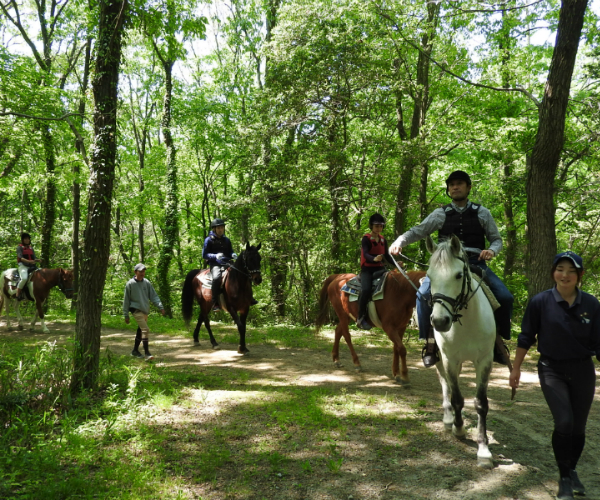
[389,243,402,255]
[479,249,495,261]
[374,255,383,262]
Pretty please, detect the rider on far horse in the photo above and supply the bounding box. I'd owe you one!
[15,232,40,301]
[389,170,514,367]
[202,218,258,312]
[356,213,396,330]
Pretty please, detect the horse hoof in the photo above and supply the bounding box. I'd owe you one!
[42,328,49,334]
[334,361,342,368]
[212,345,220,351]
[477,457,494,469]
[452,427,466,440]
[238,347,249,355]
[193,341,200,346]
[29,327,35,332]
[6,326,13,332]
[394,376,411,386]
[18,325,23,331]
[354,365,362,372]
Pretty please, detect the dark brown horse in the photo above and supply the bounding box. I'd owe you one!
[181,243,262,354]
[315,269,425,385]
[1,267,75,333]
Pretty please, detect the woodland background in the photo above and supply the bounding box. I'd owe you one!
[1,0,600,331]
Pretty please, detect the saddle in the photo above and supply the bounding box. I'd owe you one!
[341,269,388,301]
[4,267,36,301]
[196,268,230,290]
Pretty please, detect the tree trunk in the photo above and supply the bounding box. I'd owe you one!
[40,124,56,267]
[526,0,588,297]
[156,60,178,318]
[72,0,128,392]
[393,1,439,237]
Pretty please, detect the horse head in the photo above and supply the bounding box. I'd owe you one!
[243,242,262,285]
[58,268,75,299]
[426,234,472,332]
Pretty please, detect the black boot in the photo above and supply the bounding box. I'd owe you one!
[356,316,372,330]
[493,339,509,365]
[421,328,439,368]
[142,339,153,362]
[131,328,143,358]
[569,470,585,496]
[557,477,574,500]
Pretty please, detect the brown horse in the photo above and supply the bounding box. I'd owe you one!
[181,243,262,354]
[1,267,75,333]
[315,269,425,385]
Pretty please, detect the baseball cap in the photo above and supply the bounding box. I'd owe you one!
[134,263,147,271]
[553,251,583,269]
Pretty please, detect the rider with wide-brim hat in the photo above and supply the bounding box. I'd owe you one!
[390,170,514,367]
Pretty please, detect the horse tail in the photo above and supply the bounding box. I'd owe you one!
[182,269,201,326]
[315,274,337,333]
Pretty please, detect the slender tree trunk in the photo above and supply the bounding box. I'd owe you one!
[393,1,439,237]
[156,60,178,317]
[327,116,343,273]
[526,0,588,297]
[72,0,128,392]
[40,124,56,267]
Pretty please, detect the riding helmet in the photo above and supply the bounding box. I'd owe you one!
[445,170,472,196]
[210,218,226,228]
[368,213,386,228]
[20,232,31,242]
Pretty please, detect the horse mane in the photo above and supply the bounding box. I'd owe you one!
[430,239,468,269]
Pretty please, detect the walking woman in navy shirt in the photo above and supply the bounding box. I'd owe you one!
[509,251,600,500]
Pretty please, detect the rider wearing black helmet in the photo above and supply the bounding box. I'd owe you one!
[202,219,235,311]
[356,213,396,330]
[15,232,40,301]
[390,170,514,367]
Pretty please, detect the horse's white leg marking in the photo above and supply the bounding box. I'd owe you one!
[3,292,13,330]
[15,300,24,330]
[474,358,493,468]
[435,361,454,430]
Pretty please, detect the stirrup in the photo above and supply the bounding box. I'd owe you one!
[356,317,372,330]
[421,342,439,368]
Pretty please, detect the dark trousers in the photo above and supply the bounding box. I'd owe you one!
[538,357,596,476]
[358,268,379,320]
[210,265,225,302]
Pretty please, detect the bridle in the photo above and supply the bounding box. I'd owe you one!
[228,251,261,282]
[428,254,484,325]
[56,269,74,295]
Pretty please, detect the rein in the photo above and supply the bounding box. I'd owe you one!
[388,251,420,292]
[227,252,260,281]
[429,255,485,325]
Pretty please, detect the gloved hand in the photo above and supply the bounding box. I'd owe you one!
[232,253,238,260]
[216,253,229,265]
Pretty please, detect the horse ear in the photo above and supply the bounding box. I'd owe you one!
[256,242,261,250]
[450,234,462,255]
[246,242,250,251]
[425,235,437,254]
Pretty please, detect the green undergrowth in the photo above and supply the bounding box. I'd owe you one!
[0,321,437,499]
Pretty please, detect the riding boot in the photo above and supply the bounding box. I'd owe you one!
[356,292,372,330]
[211,286,222,311]
[493,336,510,365]
[131,329,143,358]
[556,477,574,500]
[421,327,439,368]
[142,339,153,362]
[569,470,585,496]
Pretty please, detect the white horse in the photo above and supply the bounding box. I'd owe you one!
[425,234,496,468]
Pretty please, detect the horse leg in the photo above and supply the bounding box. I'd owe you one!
[474,360,493,468]
[4,293,13,331]
[335,321,361,371]
[36,299,49,334]
[14,300,24,331]
[391,340,410,385]
[435,361,458,432]
[203,311,219,349]
[229,310,249,355]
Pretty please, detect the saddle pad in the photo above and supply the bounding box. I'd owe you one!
[473,274,501,311]
[196,271,212,289]
[343,271,389,299]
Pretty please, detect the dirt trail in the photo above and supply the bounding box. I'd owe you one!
[2,319,600,500]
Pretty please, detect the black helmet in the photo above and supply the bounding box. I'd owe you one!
[20,232,31,243]
[210,218,226,228]
[445,170,471,187]
[368,213,385,228]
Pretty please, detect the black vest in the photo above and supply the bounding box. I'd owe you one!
[438,203,486,250]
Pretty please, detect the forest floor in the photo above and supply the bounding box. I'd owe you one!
[2,318,600,500]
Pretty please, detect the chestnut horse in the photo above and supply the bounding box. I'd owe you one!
[315,269,425,385]
[1,267,75,333]
[181,243,262,354]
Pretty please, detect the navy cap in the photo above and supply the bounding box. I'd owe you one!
[553,251,583,269]
[134,263,147,271]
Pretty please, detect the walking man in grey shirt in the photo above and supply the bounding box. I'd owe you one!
[389,170,514,367]
[123,263,165,361]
